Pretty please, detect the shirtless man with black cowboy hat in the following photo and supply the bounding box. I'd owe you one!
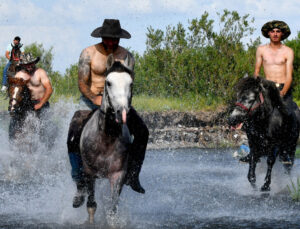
[67,19,149,208]
[239,20,300,164]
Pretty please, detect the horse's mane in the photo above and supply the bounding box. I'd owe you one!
[105,61,134,77]
[236,76,288,116]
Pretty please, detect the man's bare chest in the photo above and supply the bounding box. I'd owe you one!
[28,75,41,87]
[263,50,287,65]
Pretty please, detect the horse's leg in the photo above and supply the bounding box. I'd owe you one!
[109,171,126,215]
[261,154,276,191]
[86,178,97,224]
[248,154,257,188]
[283,145,296,174]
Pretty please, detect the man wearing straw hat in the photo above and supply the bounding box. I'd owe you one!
[68,19,149,208]
[239,20,300,164]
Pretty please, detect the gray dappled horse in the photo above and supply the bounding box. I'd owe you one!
[69,55,135,223]
[228,76,300,191]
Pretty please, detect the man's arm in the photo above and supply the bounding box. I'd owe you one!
[78,49,102,105]
[280,48,294,96]
[254,46,263,77]
[5,51,10,60]
[35,69,53,110]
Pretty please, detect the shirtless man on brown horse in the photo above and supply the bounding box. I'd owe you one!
[9,53,53,139]
[67,19,149,208]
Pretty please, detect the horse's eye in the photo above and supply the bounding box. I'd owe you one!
[107,81,111,87]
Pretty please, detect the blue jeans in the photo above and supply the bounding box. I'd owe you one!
[69,95,98,182]
[79,95,99,110]
[2,61,11,86]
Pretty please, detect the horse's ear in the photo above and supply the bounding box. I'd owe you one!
[106,54,115,70]
[123,53,135,71]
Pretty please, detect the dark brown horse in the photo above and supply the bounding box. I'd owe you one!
[7,44,22,79]
[8,77,33,140]
[67,55,137,223]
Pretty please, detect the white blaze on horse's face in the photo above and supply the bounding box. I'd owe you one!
[10,87,20,111]
[106,71,133,112]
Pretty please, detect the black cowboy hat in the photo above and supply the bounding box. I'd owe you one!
[261,20,291,40]
[91,19,131,39]
[19,53,40,65]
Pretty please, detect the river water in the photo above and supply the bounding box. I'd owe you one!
[0,101,299,228]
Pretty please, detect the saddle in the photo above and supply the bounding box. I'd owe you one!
[67,110,96,153]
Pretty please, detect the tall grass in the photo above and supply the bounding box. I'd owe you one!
[288,178,300,201]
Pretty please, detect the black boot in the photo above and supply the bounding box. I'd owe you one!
[128,176,145,194]
[125,168,145,194]
[73,180,86,208]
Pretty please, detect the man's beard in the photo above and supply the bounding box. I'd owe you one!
[102,43,118,52]
[24,66,36,75]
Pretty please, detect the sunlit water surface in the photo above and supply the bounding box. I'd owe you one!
[0,100,299,229]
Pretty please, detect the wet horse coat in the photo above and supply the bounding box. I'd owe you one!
[8,77,33,140]
[69,56,135,223]
[228,76,300,191]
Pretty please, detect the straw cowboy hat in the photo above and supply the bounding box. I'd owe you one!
[261,20,291,40]
[91,19,131,39]
[19,53,40,65]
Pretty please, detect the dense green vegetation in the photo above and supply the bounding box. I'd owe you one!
[0,10,300,110]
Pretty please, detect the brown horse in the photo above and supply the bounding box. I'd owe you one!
[67,55,136,223]
[7,44,22,79]
[8,77,33,140]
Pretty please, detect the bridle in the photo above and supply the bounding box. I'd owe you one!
[235,92,264,115]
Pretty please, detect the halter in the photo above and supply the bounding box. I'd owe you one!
[235,92,264,115]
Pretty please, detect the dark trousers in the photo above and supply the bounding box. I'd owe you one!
[68,105,149,183]
[277,84,299,117]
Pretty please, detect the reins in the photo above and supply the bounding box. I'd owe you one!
[235,92,264,115]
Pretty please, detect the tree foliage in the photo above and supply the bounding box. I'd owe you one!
[134,10,259,103]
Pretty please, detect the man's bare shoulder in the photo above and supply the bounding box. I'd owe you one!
[15,70,29,80]
[80,44,99,56]
[35,68,50,80]
[282,44,294,54]
[257,44,268,51]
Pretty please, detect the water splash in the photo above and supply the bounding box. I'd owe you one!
[0,101,299,228]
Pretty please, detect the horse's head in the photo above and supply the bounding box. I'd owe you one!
[101,54,134,124]
[228,76,268,127]
[8,77,31,115]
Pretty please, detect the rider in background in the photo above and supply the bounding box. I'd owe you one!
[15,53,53,112]
[1,36,24,92]
[239,20,298,164]
[68,19,149,208]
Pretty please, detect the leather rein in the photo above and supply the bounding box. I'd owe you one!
[235,92,264,115]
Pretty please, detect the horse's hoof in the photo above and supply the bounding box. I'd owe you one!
[260,185,270,192]
[87,207,96,224]
[73,195,85,208]
[250,182,256,189]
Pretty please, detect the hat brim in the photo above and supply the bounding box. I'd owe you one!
[261,20,291,40]
[91,27,131,39]
[19,57,40,65]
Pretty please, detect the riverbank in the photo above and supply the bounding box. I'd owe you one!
[139,109,245,149]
